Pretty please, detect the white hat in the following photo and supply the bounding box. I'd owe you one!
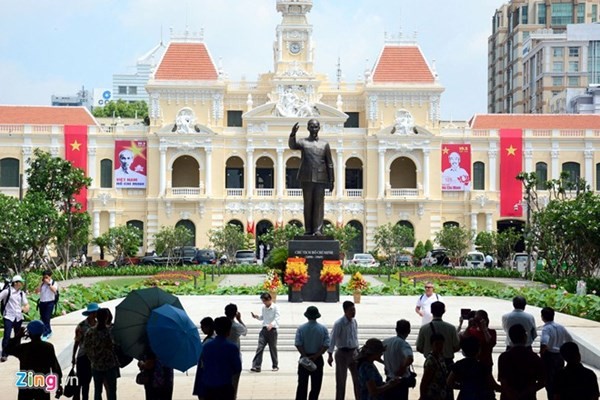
[11,275,24,283]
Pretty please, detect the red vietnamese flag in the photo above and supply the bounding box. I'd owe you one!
[499,129,523,217]
[64,125,88,211]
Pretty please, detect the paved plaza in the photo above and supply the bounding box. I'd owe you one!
[1,291,599,399]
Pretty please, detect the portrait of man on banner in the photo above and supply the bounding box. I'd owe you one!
[114,140,147,188]
[441,144,471,191]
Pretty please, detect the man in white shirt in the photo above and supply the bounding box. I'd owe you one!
[36,269,58,340]
[328,301,359,400]
[0,275,30,362]
[250,292,280,372]
[502,296,537,349]
[415,281,442,325]
[540,306,572,400]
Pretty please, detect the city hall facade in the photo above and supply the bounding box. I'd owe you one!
[1,0,600,257]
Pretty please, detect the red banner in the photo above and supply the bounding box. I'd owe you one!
[114,140,147,189]
[247,220,255,236]
[64,125,88,211]
[441,144,471,191]
[500,129,523,217]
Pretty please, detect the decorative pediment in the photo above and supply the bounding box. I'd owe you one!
[243,101,348,123]
[156,122,217,135]
[376,124,434,137]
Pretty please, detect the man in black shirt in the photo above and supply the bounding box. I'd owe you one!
[554,341,599,400]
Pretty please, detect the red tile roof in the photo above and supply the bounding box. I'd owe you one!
[372,45,435,83]
[0,106,97,125]
[470,114,600,130]
[154,42,218,80]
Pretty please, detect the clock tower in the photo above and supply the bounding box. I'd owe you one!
[273,0,314,77]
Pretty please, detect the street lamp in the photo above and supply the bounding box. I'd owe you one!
[513,187,532,279]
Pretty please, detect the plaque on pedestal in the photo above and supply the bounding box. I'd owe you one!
[288,238,340,302]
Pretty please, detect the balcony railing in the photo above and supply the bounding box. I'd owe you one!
[388,188,418,197]
[256,188,274,196]
[286,189,303,197]
[345,189,363,197]
[170,187,202,196]
[226,188,244,197]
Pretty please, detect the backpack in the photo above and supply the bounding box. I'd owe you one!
[1,285,24,317]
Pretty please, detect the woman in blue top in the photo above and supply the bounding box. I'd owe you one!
[356,338,401,400]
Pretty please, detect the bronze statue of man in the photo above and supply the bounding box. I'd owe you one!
[289,119,334,235]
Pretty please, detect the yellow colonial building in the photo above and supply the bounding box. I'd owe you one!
[1,0,600,257]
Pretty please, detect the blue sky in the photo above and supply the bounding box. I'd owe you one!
[0,0,501,120]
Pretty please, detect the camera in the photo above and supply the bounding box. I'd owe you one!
[460,308,473,319]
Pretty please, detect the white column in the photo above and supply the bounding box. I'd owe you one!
[471,213,478,233]
[524,144,533,173]
[276,148,284,197]
[246,148,254,198]
[423,149,430,197]
[551,144,560,180]
[585,148,593,185]
[205,148,212,197]
[486,213,493,232]
[336,149,344,198]
[159,147,167,196]
[378,149,385,198]
[109,211,116,228]
[88,146,97,188]
[93,211,100,238]
[488,149,497,191]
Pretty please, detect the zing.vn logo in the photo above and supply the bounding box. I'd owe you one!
[15,371,73,392]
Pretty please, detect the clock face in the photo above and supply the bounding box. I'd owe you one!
[289,42,302,55]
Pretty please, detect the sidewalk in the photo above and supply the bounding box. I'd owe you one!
[2,293,599,399]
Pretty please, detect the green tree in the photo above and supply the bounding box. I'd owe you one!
[91,233,110,261]
[0,193,58,273]
[373,223,415,266]
[258,224,303,250]
[474,231,495,257]
[92,99,148,119]
[434,225,472,266]
[413,241,427,265]
[27,149,91,277]
[424,239,434,253]
[495,228,521,268]
[153,226,194,254]
[323,223,359,260]
[105,225,142,263]
[208,224,247,260]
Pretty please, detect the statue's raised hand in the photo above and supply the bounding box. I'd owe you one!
[291,122,299,136]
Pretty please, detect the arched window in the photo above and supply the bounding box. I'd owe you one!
[562,162,580,186]
[535,162,548,190]
[175,220,196,246]
[126,220,144,247]
[0,158,19,187]
[226,157,244,189]
[443,221,460,229]
[227,220,244,231]
[347,220,364,256]
[100,159,113,188]
[473,162,485,190]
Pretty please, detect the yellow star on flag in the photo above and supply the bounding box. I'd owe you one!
[124,141,146,160]
[506,145,517,156]
[442,147,449,154]
[70,140,82,151]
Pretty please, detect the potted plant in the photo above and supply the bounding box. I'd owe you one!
[320,260,344,290]
[347,272,369,304]
[91,234,111,267]
[263,269,283,302]
[284,257,309,290]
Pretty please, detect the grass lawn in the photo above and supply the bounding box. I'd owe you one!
[96,277,147,287]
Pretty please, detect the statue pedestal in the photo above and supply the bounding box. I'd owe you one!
[288,238,340,302]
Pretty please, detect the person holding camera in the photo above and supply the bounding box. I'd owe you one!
[6,320,63,400]
[1,274,30,362]
[457,309,497,375]
[36,269,58,340]
[383,319,415,400]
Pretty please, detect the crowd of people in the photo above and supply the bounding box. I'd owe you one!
[1,274,599,400]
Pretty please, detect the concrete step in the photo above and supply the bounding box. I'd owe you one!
[240,324,540,352]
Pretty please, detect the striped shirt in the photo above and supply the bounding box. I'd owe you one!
[541,321,572,353]
[328,316,358,353]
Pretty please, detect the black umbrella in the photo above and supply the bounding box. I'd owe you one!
[112,287,183,359]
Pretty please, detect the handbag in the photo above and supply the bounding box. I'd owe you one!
[400,365,417,388]
[135,370,151,385]
[62,367,79,398]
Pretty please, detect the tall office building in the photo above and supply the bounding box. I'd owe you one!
[488,0,600,114]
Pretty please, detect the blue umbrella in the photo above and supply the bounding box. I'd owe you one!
[146,304,202,372]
